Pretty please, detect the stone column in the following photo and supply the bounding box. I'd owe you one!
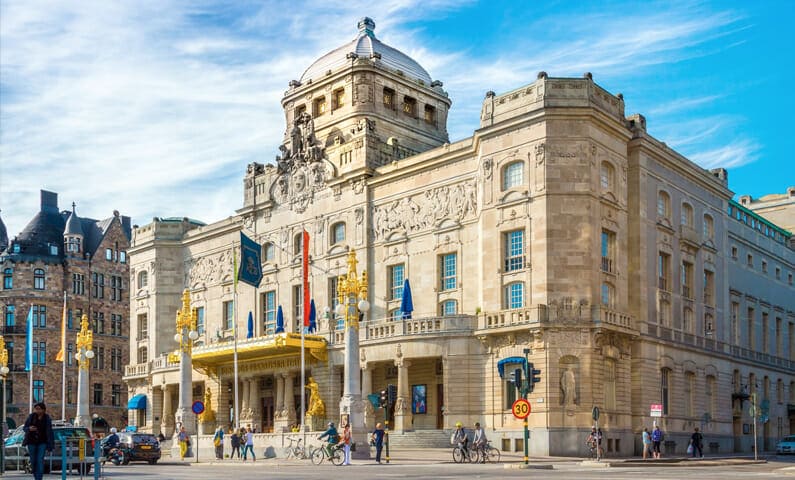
[284,372,296,426]
[152,386,163,436]
[174,349,196,434]
[249,377,261,432]
[362,364,374,429]
[161,384,174,437]
[74,363,91,428]
[393,358,412,433]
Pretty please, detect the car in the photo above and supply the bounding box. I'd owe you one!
[776,435,795,455]
[3,422,96,473]
[101,432,161,464]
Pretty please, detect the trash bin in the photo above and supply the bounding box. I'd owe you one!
[664,440,676,455]
[708,442,719,454]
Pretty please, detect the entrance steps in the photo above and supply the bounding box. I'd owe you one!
[384,429,451,448]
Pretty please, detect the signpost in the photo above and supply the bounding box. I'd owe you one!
[650,404,663,417]
[512,399,531,419]
[192,400,205,463]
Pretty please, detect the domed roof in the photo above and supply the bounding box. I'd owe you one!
[300,17,433,85]
[65,203,84,236]
[0,210,8,252]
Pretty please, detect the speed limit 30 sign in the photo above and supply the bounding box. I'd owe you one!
[512,398,531,419]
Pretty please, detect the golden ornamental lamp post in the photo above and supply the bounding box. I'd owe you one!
[173,290,199,436]
[74,314,95,428]
[334,250,370,459]
[0,335,9,474]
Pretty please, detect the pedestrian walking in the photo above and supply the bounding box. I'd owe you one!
[230,428,241,459]
[651,425,663,459]
[177,425,190,460]
[23,402,55,480]
[641,427,651,460]
[213,425,225,459]
[242,427,256,461]
[371,423,385,464]
[340,422,352,465]
[690,427,704,458]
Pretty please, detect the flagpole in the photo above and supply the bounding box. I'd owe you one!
[26,308,33,414]
[233,242,240,431]
[300,230,309,430]
[61,291,67,420]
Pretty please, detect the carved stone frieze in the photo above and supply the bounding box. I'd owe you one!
[187,249,233,288]
[372,180,477,239]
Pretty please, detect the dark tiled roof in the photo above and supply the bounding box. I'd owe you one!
[0,212,8,252]
[64,210,84,236]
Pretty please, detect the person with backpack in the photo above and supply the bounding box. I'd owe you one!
[213,425,224,459]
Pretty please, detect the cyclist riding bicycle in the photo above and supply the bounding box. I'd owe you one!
[452,422,469,458]
[318,422,338,457]
[472,422,487,463]
[585,427,603,459]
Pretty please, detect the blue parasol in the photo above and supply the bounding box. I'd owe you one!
[308,299,317,333]
[275,305,285,333]
[400,278,414,319]
[246,311,254,339]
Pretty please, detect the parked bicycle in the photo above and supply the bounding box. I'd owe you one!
[473,440,501,463]
[452,442,474,463]
[310,443,344,465]
[283,436,308,460]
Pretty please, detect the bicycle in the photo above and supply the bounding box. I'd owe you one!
[473,441,500,463]
[283,436,308,460]
[585,440,604,460]
[310,443,344,465]
[452,442,474,463]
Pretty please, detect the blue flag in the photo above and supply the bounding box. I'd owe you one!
[25,307,33,371]
[237,232,263,288]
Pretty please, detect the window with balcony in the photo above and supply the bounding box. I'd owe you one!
[440,300,458,316]
[658,299,671,326]
[331,222,346,245]
[440,253,457,291]
[389,264,405,301]
[505,282,525,309]
[502,162,523,190]
[263,242,275,262]
[504,230,525,272]
[681,261,693,298]
[657,191,670,219]
[704,313,714,336]
[681,202,694,227]
[600,282,614,307]
[2,268,12,289]
[660,368,671,415]
[4,305,15,326]
[137,347,148,364]
[600,161,615,191]
[262,291,276,334]
[33,268,45,290]
[683,307,694,334]
[224,301,234,330]
[601,230,616,273]
[657,252,671,291]
[333,88,345,110]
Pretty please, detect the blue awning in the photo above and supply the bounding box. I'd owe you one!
[127,394,147,410]
[497,356,527,378]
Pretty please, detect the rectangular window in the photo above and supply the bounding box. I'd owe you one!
[440,253,457,291]
[762,312,769,354]
[223,301,234,330]
[262,291,276,334]
[313,96,326,116]
[730,302,739,345]
[119,251,127,263]
[195,307,204,335]
[441,300,457,316]
[32,305,46,328]
[505,282,524,309]
[137,314,148,340]
[2,268,12,289]
[93,312,105,334]
[504,230,525,272]
[684,373,695,417]
[105,248,112,260]
[329,277,341,329]
[66,380,73,404]
[747,307,755,349]
[111,275,123,301]
[703,270,714,306]
[72,273,85,295]
[383,87,395,109]
[601,230,615,273]
[333,88,345,110]
[657,252,670,290]
[293,285,304,332]
[111,314,123,336]
[747,254,753,268]
[92,272,105,298]
[424,105,436,125]
[93,383,103,405]
[504,378,517,409]
[681,262,693,298]
[33,380,44,403]
[4,305,14,326]
[775,317,782,356]
[111,384,121,407]
[604,359,616,411]
[402,96,417,116]
[762,260,768,273]
[33,341,46,365]
[96,346,105,370]
[661,369,670,416]
[388,264,405,300]
[67,343,74,366]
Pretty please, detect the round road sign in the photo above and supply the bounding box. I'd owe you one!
[512,398,531,419]
[192,400,205,415]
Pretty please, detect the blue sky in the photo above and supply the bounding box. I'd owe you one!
[1,0,793,236]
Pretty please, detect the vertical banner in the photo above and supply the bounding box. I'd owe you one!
[56,293,66,362]
[237,232,263,288]
[302,230,310,328]
[24,307,33,371]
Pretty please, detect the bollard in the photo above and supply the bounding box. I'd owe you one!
[61,438,67,480]
[94,438,101,480]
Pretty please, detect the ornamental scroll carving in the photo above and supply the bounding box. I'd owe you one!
[186,249,233,288]
[371,180,478,239]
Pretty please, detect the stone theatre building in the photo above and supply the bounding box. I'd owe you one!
[123,18,795,456]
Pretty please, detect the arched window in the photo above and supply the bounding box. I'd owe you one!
[3,268,12,290]
[504,282,524,309]
[600,282,614,307]
[661,368,672,415]
[683,307,694,333]
[263,243,275,262]
[137,271,148,289]
[331,223,346,245]
[657,191,670,218]
[658,298,671,326]
[600,161,615,190]
[293,233,303,255]
[33,269,45,290]
[502,162,523,190]
[440,300,457,316]
[703,214,714,240]
[681,203,693,227]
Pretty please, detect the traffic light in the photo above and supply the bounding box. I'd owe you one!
[528,363,541,393]
[510,367,523,392]
[387,384,397,407]
[379,390,388,408]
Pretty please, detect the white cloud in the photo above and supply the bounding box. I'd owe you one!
[688,140,760,170]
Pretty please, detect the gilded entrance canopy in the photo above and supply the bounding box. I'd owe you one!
[191,332,328,369]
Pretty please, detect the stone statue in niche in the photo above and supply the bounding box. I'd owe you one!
[560,368,577,406]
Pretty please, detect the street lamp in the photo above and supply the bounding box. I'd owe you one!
[74,314,94,428]
[335,250,370,459]
[0,335,9,474]
[174,290,199,436]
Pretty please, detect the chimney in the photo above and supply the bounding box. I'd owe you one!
[40,190,59,214]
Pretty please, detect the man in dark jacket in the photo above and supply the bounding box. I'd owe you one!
[23,402,55,480]
[318,422,338,457]
[691,427,704,458]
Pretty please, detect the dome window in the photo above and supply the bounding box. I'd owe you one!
[402,96,417,117]
[424,105,436,126]
[383,87,395,109]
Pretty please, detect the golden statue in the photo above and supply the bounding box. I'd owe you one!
[199,388,216,423]
[305,377,325,417]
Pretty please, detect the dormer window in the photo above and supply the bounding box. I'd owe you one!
[49,244,58,256]
[313,96,326,116]
[65,237,81,253]
[402,96,417,117]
